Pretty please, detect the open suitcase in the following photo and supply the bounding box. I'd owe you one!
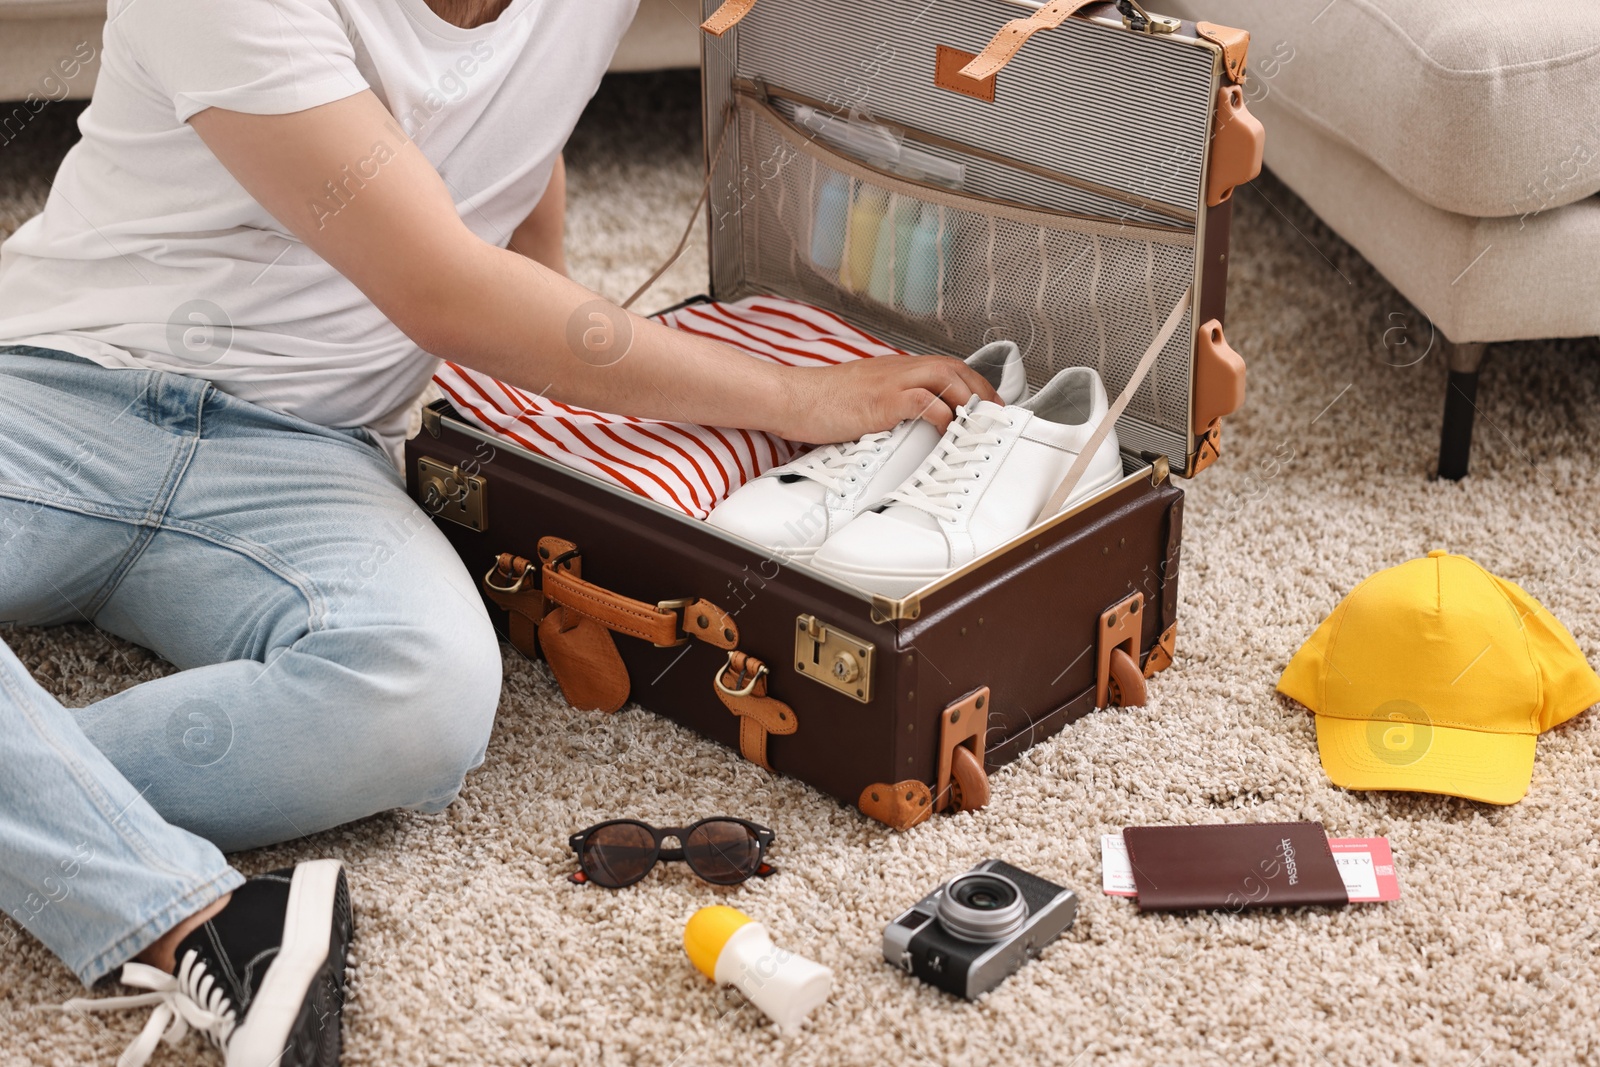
[405,0,1261,830]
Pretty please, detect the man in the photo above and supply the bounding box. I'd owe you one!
[0,0,995,1062]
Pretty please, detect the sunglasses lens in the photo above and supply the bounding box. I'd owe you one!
[581,823,658,887]
[684,820,762,885]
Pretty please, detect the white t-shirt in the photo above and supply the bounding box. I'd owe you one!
[0,0,639,460]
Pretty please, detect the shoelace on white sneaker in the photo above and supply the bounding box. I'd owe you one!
[60,952,238,1067]
[781,430,894,495]
[887,404,1014,523]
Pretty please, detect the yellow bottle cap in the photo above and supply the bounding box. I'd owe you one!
[683,905,752,980]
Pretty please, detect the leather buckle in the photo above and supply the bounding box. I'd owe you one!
[483,562,531,594]
[714,651,768,697]
[655,597,694,648]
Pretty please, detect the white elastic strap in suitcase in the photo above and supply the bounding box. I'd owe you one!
[1033,285,1192,523]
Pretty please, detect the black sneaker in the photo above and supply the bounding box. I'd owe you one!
[67,860,353,1067]
[179,859,353,1067]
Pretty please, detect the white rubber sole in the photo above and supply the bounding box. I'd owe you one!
[1053,465,1124,514]
[716,536,821,566]
[762,542,819,565]
[226,859,350,1067]
[809,559,942,599]
[815,467,1127,598]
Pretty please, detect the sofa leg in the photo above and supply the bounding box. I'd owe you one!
[1437,341,1488,480]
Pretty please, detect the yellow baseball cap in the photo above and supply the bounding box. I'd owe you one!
[1278,550,1600,804]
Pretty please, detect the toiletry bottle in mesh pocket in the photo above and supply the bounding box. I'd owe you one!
[810,173,849,271]
[867,194,920,305]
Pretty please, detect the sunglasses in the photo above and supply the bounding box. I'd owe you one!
[568,818,777,888]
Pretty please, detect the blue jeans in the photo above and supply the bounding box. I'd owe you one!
[0,346,502,985]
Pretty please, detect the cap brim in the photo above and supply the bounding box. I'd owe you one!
[1315,714,1534,805]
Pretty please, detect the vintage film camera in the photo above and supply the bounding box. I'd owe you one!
[882,859,1077,999]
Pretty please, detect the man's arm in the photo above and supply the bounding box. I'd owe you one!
[188,92,997,442]
[509,153,566,275]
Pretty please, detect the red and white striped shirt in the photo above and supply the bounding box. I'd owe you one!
[432,297,904,519]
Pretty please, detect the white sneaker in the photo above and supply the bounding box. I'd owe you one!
[706,342,1030,562]
[811,365,1125,597]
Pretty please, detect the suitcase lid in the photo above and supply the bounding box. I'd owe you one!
[698,0,1253,477]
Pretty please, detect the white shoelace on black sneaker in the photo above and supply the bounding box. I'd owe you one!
[887,404,1014,523]
[780,430,894,495]
[61,952,238,1067]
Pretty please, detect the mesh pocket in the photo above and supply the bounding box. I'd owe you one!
[731,99,1199,459]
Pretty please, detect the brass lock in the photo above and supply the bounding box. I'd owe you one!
[416,456,488,532]
[794,614,874,703]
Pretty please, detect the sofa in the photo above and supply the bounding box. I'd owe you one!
[0,0,704,102]
[1160,0,1600,478]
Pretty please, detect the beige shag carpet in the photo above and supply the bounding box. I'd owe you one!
[4,70,1600,1067]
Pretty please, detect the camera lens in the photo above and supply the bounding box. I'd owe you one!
[961,886,1007,910]
[936,873,1028,942]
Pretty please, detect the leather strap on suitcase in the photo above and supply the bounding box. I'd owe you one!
[483,539,798,770]
[699,0,1105,71]
[712,651,797,771]
[700,0,1229,82]
[1034,287,1194,520]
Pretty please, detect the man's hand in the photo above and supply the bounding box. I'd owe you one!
[775,354,1003,444]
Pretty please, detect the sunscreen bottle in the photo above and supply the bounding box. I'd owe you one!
[683,906,833,1034]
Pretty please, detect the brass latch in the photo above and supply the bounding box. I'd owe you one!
[417,456,488,532]
[794,614,874,703]
[421,402,444,438]
[1118,0,1180,34]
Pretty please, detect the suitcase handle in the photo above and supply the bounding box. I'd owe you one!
[484,541,800,770]
[538,544,739,650]
[701,0,1140,82]
[486,543,741,652]
[483,550,737,650]
[958,0,1106,81]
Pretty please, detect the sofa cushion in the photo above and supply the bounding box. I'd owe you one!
[0,0,105,17]
[1161,0,1600,218]
[1246,91,1600,344]
[610,0,702,71]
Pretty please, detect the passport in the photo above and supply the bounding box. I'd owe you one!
[1122,821,1349,912]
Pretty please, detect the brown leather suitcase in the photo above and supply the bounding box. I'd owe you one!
[405,0,1259,830]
